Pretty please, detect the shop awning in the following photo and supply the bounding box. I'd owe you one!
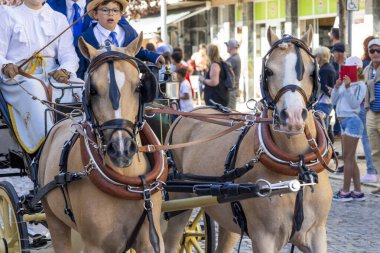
[129,6,209,36]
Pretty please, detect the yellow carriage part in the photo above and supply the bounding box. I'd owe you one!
[0,181,29,252]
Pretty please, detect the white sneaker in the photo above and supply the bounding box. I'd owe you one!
[360,174,379,183]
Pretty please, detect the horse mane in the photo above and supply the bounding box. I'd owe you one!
[278,42,290,50]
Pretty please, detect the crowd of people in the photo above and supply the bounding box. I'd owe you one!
[313,28,380,201]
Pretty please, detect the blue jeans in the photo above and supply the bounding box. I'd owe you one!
[359,104,377,175]
[316,103,333,128]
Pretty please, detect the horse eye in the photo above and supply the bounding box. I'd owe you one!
[90,86,98,95]
[266,68,274,76]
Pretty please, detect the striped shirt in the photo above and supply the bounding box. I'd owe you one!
[370,68,380,111]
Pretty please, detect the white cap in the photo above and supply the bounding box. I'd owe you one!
[345,56,363,68]
[368,38,380,48]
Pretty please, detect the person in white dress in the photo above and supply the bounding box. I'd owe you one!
[0,0,82,154]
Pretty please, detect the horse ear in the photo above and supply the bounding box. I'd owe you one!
[267,26,279,46]
[125,32,143,56]
[300,24,313,47]
[78,36,97,60]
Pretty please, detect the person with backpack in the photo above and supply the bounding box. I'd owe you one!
[225,39,241,110]
[198,44,229,106]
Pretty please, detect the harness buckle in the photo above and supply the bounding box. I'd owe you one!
[147,144,156,153]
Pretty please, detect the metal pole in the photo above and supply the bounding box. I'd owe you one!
[347,10,352,55]
[161,0,167,43]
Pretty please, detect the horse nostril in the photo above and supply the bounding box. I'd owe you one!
[106,142,118,157]
[279,109,288,122]
[124,139,137,155]
[301,108,308,121]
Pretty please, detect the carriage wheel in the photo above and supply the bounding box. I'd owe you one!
[179,209,215,253]
[0,181,30,252]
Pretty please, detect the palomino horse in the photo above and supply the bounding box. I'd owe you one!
[164,26,333,253]
[38,34,166,252]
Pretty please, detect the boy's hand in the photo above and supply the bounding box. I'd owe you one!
[49,69,70,83]
[343,75,351,88]
[1,63,19,79]
[155,55,165,68]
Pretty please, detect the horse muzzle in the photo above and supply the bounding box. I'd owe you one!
[106,137,137,168]
[274,107,308,135]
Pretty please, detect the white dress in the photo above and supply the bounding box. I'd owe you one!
[0,4,83,153]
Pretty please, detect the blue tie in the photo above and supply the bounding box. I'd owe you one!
[72,3,83,42]
[109,31,119,47]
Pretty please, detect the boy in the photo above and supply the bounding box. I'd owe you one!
[176,67,193,112]
[78,0,164,78]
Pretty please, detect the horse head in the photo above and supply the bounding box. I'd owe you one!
[262,25,319,134]
[78,33,156,168]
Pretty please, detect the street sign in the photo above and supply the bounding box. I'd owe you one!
[347,0,359,11]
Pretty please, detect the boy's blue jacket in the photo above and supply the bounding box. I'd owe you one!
[78,21,160,79]
[47,0,159,79]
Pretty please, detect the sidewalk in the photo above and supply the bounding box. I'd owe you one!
[330,138,380,188]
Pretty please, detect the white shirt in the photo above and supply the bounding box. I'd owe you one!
[0,4,79,79]
[94,24,126,48]
[179,79,194,112]
[65,0,86,24]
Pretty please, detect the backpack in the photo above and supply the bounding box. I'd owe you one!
[219,60,235,90]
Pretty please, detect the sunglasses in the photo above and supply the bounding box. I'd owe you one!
[369,48,380,54]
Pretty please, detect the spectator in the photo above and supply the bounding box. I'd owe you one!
[198,44,229,106]
[359,36,378,183]
[172,49,193,94]
[331,56,367,202]
[156,44,174,80]
[364,38,380,195]
[176,67,193,112]
[78,0,164,79]
[145,42,156,53]
[362,36,376,69]
[329,28,340,46]
[331,43,346,173]
[225,39,241,110]
[314,46,336,129]
[191,44,208,98]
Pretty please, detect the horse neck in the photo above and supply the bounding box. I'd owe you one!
[270,111,316,154]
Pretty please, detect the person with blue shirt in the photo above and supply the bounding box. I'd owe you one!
[78,0,164,79]
[364,38,380,196]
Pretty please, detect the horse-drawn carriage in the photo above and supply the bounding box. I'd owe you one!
[0,26,335,253]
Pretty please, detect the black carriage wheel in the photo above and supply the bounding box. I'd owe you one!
[0,181,30,252]
[179,209,215,253]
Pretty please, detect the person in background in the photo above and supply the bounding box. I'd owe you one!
[146,42,156,53]
[331,56,367,202]
[359,36,378,183]
[172,48,193,94]
[191,44,208,99]
[176,67,193,112]
[225,39,241,110]
[362,36,376,69]
[156,44,174,80]
[78,0,164,79]
[199,44,229,106]
[364,38,380,195]
[331,42,346,173]
[329,28,341,46]
[314,47,336,129]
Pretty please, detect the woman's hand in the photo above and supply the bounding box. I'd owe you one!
[49,69,70,83]
[1,63,19,79]
[335,78,342,88]
[343,75,351,88]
